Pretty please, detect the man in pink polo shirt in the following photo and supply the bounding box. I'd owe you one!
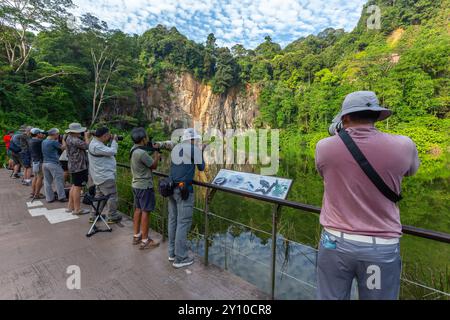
[315,91,419,300]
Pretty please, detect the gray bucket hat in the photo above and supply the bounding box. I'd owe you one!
[332,91,392,122]
[65,122,87,133]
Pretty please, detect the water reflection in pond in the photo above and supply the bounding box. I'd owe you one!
[190,226,359,299]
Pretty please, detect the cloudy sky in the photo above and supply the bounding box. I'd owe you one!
[71,0,367,48]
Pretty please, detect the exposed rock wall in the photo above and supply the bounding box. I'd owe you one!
[138,72,260,130]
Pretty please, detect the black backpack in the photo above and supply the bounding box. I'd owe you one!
[9,139,21,153]
[158,177,174,197]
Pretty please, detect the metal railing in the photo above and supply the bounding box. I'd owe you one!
[116,163,450,300]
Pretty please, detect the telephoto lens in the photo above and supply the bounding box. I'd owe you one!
[328,121,343,136]
[117,135,124,141]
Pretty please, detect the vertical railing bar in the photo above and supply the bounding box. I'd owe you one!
[161,197,167,242]
[270,204,282,300]
[204,188,210,266]
[203,188,216,266]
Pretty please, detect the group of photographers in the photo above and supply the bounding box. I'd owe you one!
[4,123,205,268]
[2,90,421,297]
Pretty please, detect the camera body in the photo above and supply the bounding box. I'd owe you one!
[328,121,343,136]
[143,140,161,153]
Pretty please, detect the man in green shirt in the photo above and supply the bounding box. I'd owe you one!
[130,127,161,250]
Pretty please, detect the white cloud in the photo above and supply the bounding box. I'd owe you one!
[71,0,366,48]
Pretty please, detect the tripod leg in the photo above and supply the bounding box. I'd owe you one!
[99,215,112,231]
[87,215,101,236]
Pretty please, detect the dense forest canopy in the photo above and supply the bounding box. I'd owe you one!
[0,0,449,181]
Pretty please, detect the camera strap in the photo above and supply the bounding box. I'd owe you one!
[338,129,402,203]
[129,146,148,160]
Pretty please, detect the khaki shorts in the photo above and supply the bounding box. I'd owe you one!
[32,161,43,178]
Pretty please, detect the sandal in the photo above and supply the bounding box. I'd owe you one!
[132,235,142,245]
[72,208,90,215]
[139,238,160,250]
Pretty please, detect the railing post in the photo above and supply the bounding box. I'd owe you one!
[161,196,167,242]
[270,204,282,300]
[204,188,216,266]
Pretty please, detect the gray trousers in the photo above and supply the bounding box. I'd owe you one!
[94,179,120,219]
[43,162,66,201]
[168,189,194,262]
[317,230,402,300]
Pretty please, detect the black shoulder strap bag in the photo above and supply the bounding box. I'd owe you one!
[338,129,402,203]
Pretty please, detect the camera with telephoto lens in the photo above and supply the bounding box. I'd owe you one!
[116,135,124,141]
[142,137,162,153]
[328,120,343,136]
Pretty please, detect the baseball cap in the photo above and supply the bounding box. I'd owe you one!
[30,128,45,135]
[47,128,60,135]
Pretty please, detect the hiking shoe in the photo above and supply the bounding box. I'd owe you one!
[107,216,122,224]
[139,238,160,250]
[172,258,194,269]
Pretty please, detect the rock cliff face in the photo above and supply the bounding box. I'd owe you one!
[138,72,260,130]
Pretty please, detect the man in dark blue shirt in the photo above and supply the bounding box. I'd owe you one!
[29,128,46,199]
[165,128,205,268]
[42,128,68,203]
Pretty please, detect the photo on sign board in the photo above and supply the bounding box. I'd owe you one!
[212,169,292,200]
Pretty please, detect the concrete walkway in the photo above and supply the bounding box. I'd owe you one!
[0,169,266,300]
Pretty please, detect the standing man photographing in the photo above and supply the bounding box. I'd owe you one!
[42,128,68,203]
[164,128,205,268]
[130,127,161,249]
[88,127,122,224]
[315,91,420,300]
[65,123,91,215]
[29,128,46,199]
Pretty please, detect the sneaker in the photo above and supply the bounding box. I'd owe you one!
[65,208,73,213]
[58,198,68,203]
[13,174,20,179]
[107,216,122,224]
[22,181,31,186]
[172,258,194,269]
[168,256,176,262]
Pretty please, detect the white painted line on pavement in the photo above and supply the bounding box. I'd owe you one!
[28,207,48,217]
[26,201,44,208]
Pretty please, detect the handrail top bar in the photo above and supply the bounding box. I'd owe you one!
[118,163,450,243]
